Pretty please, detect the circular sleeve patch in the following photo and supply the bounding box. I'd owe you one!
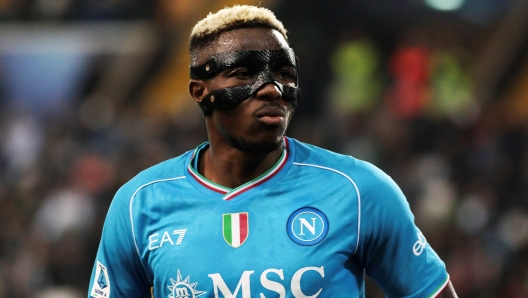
[287,207,329,246]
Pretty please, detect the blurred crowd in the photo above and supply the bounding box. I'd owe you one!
[0,0,527,297]
[322,35,528,297]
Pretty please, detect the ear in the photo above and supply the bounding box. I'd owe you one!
[189,79,207,103]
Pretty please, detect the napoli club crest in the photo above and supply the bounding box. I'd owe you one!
[287,207,329,246]
[222,212,249,248]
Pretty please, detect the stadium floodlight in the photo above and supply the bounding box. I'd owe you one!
[424,0,465,11]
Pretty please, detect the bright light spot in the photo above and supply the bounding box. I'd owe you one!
[424,0,465,11]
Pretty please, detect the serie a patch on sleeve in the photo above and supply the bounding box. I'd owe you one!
[90,260,111,298]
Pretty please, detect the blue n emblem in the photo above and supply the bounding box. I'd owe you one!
[287,207,329,246]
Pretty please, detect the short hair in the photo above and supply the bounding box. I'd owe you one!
[189,5,288,60]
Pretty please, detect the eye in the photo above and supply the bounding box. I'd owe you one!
[226,67,254,80]
[273,66,297,82]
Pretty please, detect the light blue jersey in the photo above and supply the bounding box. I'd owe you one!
[89,137,449,298]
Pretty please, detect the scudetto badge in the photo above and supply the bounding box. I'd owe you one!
[287,207,329,246]
[223,212,249,248]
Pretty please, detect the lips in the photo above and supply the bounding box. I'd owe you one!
[256,105,286,125]
[256,105,286,118]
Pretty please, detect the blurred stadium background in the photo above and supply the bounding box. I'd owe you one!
[0,0,528,297]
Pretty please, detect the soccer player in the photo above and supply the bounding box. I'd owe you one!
[89,5,458,298]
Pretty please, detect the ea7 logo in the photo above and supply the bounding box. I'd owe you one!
[208,266,325,298]
[149,229,187,250]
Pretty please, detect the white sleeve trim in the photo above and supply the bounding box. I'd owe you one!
[430,274,450,298]
[129,177,186,258]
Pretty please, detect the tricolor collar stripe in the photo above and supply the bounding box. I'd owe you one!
[223,138,289,201]
[187,143,230,194]
[188,138,290,200]
[189,169,229,194]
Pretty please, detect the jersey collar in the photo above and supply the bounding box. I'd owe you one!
[186,137,292,201]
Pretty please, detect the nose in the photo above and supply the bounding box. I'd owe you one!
[255,82,282,101]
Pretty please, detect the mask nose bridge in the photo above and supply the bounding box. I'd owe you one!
[249,64,284,95]
[192,48,300,115]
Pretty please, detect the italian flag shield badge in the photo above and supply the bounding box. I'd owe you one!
[223,212,249,248]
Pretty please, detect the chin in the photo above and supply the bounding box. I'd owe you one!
[216,118,287,154]
[227,134,283,154]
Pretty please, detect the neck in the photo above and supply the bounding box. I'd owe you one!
[199,140,284,189]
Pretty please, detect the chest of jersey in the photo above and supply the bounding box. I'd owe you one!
[132,167,362,298]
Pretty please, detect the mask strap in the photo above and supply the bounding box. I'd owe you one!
[190,49,301,115]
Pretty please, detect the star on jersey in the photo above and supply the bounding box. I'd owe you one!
[168,270,206,298]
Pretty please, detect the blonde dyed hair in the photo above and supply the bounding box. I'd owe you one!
[189,5,288,54]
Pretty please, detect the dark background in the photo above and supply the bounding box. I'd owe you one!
[1,0,528,297]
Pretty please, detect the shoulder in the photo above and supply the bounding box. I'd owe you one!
[289,138,402,207]
[112,150,193,205]
[290,138,392,189]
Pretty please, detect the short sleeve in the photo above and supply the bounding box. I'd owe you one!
[88,186,151,298]
[355,164,449,297]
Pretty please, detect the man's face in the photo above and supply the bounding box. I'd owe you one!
[196,28,296,154]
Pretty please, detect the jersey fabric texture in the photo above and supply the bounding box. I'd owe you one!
[88,137,449,298]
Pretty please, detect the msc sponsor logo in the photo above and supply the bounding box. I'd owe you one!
[287,207,329,246]
[168,270,206,298]
[169,266,325,298]
[208,266,325,298]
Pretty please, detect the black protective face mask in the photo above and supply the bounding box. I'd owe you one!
[190,48,301,115]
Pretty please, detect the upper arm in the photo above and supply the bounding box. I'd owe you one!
[88,188,151,298]
[355,165,449,297]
